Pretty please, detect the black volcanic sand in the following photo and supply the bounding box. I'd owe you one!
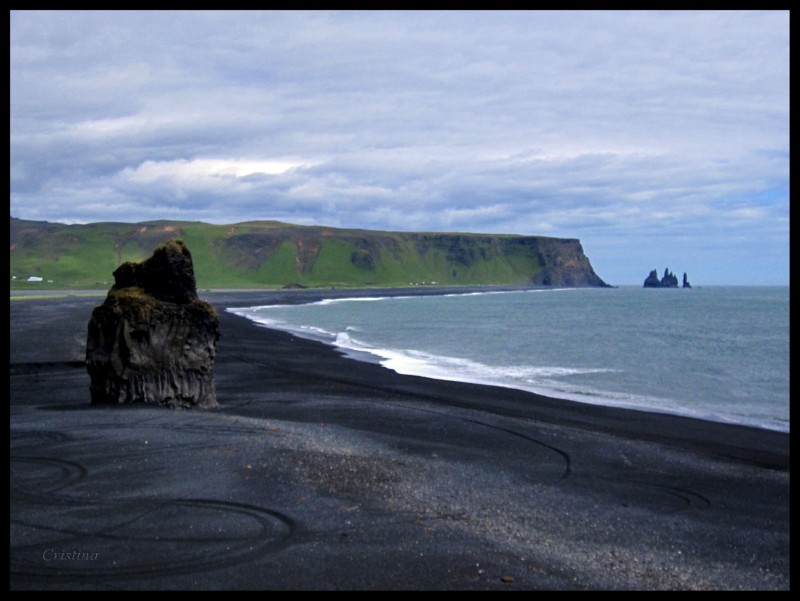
[10,289,789,590]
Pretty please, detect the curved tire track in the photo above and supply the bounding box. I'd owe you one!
[11,498,296,580]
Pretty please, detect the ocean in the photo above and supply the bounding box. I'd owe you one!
[228,286,789,433]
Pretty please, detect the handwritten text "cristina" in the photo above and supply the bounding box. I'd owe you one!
[42,549,99,561]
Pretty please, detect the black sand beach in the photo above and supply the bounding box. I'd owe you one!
[10,289,790,590]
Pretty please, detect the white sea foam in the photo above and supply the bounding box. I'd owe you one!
[226,307,282,327]
[313,296,413,306]
[227,307,339,344]
[318,332,662,414]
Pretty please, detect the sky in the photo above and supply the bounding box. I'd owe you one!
[10,10,789,285]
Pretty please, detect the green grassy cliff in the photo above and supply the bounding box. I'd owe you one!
[10,217,609,289]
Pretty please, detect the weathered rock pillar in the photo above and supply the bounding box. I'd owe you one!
[86,239,219,408]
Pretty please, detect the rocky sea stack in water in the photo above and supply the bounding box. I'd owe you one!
[86,239,220,408]
[643,268,687,288]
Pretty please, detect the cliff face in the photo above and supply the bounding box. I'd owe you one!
[10,217,610,288]
[524,237,609,287]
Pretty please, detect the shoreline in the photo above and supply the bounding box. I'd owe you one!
[10,289,790,589]
[216,305,789,471]
[218,287,790,441]
[227,309,789,436]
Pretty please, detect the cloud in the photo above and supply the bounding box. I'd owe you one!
[9,10,789,283]
[121,157,313,189]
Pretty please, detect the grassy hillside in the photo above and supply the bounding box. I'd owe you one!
[10,217,608,290]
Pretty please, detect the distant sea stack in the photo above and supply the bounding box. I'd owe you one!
[643,268,691,288]
[85,239,220,408]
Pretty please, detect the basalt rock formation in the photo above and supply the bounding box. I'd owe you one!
[683,272,692,288]
[661,268,679,288]
[643,269,662,288]
[643,268,686,288]
[85,239,220,408]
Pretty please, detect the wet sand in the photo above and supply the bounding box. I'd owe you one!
[10,289,790,589]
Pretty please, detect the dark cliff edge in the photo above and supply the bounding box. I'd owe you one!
[10,216,610,289]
